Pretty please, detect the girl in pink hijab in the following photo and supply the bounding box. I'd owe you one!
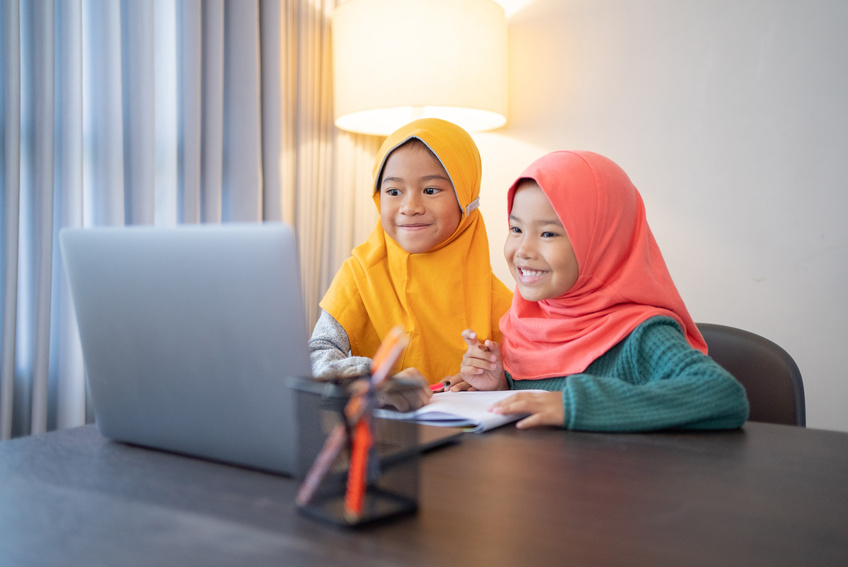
[459,151,749,431]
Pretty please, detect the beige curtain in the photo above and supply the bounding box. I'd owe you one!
[321,132,382,311]
[263,0,379,328]
[0,0,378,439]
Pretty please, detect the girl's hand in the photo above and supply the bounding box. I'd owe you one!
[457,330,507,391]
[431,373,474,392]
[489,391,565,429]
[378,367,433,411]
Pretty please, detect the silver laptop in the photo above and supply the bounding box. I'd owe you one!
[60,223,310,475]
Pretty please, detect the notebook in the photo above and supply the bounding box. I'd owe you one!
[60,222,462,476]
[375,390,548,432]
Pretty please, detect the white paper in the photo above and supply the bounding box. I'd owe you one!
[374,390,546,433]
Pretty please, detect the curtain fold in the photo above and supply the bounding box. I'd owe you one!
[1,0,22,440]
[51,0,85,431]
[1,0,376,440]
[24,0,56,435]
[123,0,156,225]
[199,0,225,223]
[178,0,202,223]
[82,0,125,226]
[223,0,263,222]
[259,0,286,223]
[296,0,335,324]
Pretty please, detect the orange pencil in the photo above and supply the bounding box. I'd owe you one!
[344,416,372,521]
[370,326,408,386]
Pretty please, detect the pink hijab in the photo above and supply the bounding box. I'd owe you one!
[501,151,707,380]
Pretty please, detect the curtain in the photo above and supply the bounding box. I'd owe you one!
[0,0,379,440]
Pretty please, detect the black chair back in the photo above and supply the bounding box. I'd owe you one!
[697,323,805,426]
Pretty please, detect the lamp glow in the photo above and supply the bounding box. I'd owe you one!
[332,0,508,136]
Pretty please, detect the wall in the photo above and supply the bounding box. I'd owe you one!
[475,0,848,431]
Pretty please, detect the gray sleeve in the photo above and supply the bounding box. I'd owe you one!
[308,309,372,379]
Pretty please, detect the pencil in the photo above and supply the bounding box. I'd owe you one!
[370,325,408,386]
[344,415,372,521]
[295,423,346,507]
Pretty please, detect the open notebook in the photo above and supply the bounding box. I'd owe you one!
[375,390,547,433]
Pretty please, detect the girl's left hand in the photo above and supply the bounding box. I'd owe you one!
[489,391,565,429]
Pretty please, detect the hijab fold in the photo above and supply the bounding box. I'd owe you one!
[501,151,707,380]
[321,118,512,383]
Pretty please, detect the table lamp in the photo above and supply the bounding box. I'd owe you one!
[332,0,508,136]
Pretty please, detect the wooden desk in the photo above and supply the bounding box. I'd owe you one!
[1,422,846,566]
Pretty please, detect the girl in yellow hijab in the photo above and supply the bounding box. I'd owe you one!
[310,118,512,385]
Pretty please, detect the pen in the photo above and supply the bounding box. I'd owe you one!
[430,380,450,392]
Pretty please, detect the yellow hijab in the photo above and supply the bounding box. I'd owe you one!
[320,118,512,383]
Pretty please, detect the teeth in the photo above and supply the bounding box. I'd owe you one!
[520,268,544,277]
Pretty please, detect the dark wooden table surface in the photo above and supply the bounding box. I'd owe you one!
[1,422,846,566]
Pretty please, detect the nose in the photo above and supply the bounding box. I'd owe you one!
[399,192,425,215]
[513,235,537,260]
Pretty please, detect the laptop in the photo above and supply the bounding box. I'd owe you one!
[60,223,462,477]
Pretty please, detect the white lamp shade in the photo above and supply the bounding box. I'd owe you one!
[332,0,508,136]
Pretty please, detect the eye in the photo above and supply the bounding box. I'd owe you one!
[423,187,440,195]
[541,231,558,238]
[384,188,401,197]
[509,226,522,234]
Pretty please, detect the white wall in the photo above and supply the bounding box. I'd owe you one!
[476,0,848,431]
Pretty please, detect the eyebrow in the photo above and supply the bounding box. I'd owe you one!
[509,213,563,226]
[382,174,451,185]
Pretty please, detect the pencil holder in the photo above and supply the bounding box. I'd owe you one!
[290,377,420,527]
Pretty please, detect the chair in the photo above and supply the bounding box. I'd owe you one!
[696,323,806,427]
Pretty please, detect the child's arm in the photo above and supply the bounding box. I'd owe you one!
[309,310,371,379]
[454,329,508,391]
[502,317,749,431]
[310,311,431,411]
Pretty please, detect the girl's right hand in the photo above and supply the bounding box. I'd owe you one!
[457,329,507,391]
[379,367,432,411]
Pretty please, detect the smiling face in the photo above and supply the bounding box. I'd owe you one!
[379,141,462,254]
[504,180,580,302]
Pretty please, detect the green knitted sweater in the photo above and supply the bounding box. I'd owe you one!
[507,316,750,431]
